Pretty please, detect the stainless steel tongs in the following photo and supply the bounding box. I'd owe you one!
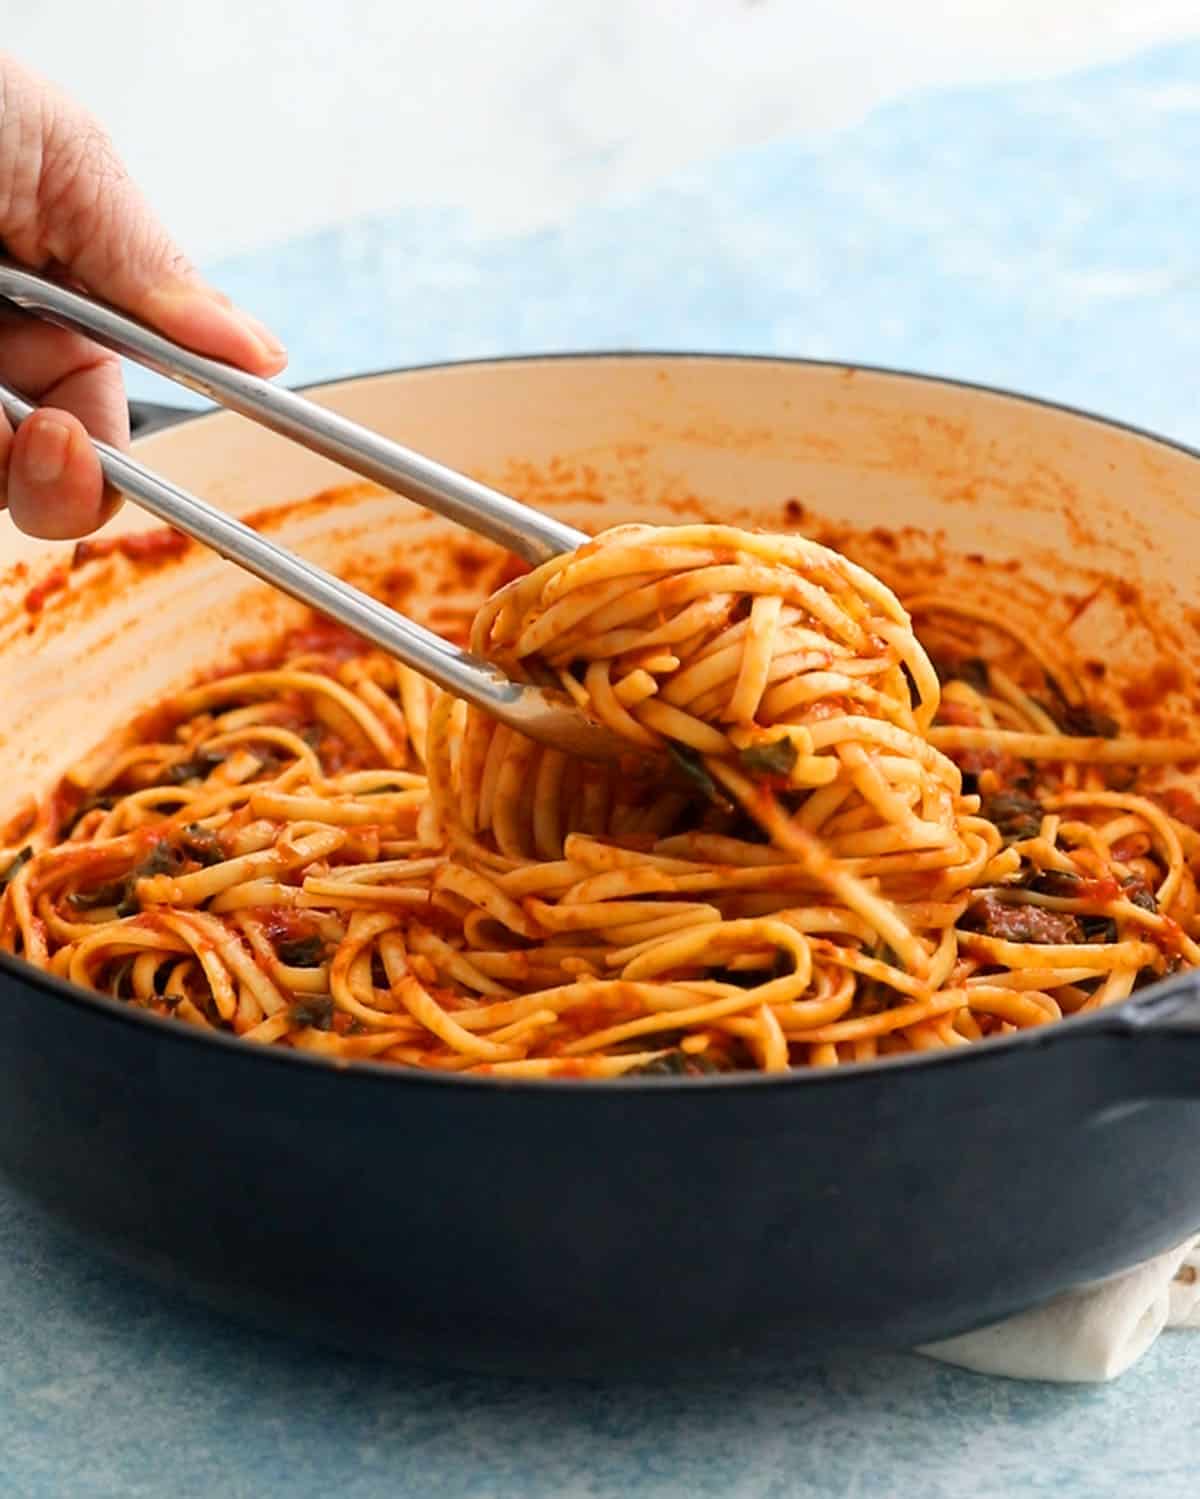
[0,263,624,759]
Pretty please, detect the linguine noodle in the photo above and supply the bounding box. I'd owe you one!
[3,522,1197,1077]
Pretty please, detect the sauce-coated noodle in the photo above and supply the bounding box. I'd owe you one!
[3,523,1196,1076]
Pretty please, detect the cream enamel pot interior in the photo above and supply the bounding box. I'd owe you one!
[0,355,1198,1375]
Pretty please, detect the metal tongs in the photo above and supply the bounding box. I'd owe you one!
[0,263,625,759]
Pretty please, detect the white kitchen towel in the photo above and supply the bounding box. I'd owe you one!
[919,1235,1200,1382]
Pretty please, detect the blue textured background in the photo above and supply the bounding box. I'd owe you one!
[13,40,1200,1499]
[129,41,1200,446]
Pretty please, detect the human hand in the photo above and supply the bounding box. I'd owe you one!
[0,53,286,539]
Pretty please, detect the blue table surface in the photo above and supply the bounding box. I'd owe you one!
[12,40,1200,1498]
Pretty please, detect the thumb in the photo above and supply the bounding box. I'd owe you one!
[0,54,286,375]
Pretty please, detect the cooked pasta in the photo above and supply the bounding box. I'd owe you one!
[3,522,1197,1077]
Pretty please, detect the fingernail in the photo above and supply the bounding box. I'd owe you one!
[144,285,285,365]
[237,309,287,359]
[24,418,71,484]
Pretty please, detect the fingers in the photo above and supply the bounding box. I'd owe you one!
[0,53,287,540]
[0,407,119,540]
[0,54,286,375]
[0,312,129,440]
[0,311,127,536]
[137,284,286,377]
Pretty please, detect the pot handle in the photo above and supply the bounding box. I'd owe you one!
[128,400,193,438]
[1106,973,1200,1097]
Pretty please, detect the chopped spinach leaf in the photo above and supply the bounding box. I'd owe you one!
[627,1049,725,1077]
[180,825,224,867]
[289,996,335,1031]
[1037,681,1119,739]
[67,880,129,910]
[1124,880,1158,914]
[1081,915,1119,944]
[277,935,326,968]
[166,747,226,785]
[135,841,188,879]
[737,737,799,779]
[0,846,32,886]
[980,790,1042,845]
[116,839,192,916]
[667,743,726,806]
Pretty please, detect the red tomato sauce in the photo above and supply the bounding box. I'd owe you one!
[72,527,190,567]
[23,566,68,614]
